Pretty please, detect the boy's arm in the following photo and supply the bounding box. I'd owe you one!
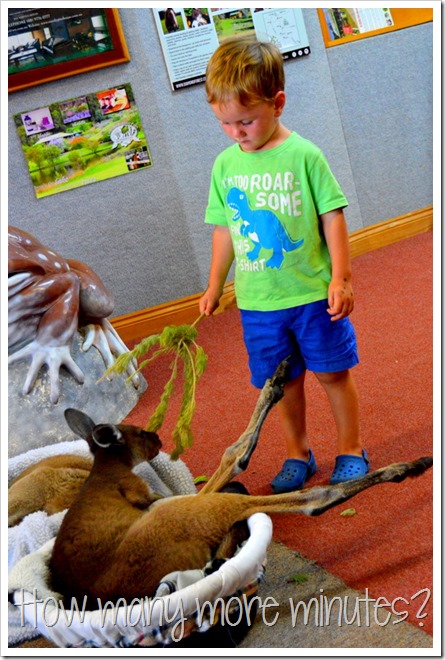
[199,225,234,316]
[319,208,354,321]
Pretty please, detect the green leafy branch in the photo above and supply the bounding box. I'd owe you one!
[103,316,207,459]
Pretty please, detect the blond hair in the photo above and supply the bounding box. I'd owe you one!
[205,36,285,106]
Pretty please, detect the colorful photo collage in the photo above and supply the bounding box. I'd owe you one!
[14,83,152,199]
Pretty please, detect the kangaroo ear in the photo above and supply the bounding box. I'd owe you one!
[64,408,96,440]
[92,424,123,448]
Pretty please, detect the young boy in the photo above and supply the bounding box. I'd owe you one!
[199,37,369,493]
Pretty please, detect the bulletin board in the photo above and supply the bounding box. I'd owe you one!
[318,8,433,48]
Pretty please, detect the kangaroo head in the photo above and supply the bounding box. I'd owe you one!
[64,409,162,465]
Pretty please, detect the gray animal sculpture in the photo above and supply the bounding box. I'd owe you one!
[47,360,433,608]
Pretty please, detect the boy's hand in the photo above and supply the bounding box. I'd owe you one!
[327,277,354,321]
[199,288,221,316]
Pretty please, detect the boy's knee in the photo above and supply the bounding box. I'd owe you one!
[314,369,349,386]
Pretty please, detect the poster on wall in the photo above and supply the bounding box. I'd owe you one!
[153,8,310,91]
[14,82,152,199]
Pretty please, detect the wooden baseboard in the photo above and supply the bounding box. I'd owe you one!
[111,206,432,342]
[349,206,432,258]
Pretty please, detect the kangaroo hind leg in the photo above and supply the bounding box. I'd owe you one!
[240,457,433,519]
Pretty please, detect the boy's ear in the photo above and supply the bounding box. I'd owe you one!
[274,91,286,117]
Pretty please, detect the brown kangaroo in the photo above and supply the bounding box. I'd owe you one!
[48,359,433,608]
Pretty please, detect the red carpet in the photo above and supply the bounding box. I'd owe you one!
[125,231,433,635]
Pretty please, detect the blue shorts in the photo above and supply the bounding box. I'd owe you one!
[240,300,359,388]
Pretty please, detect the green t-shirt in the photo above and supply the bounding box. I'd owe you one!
[205,132,348,311]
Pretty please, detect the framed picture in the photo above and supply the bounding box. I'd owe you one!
[318,7,433,48]
[8,8,130,93]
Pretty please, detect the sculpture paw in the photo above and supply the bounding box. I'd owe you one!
[82,320,140,389]
[9,342,85,404]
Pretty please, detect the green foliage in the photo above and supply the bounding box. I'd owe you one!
[67,150,85,169]
[43,144,63,166]
[103,318,207,459]
[48,103,64,132]
[83,138,102,155]
[24,144,46,168]
[340,507,357,517]
[66,121,92,134]
[287,574,309,584]
[194,475,209,485]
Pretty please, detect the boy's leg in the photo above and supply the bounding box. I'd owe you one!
[276,371,310,460]
[314,368,362,455]
[292,299,367,480]
[272,371,317,493]
[239,308,316,492]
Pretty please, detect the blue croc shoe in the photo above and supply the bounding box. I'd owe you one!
[330,450,370,485]
[271,450,317,494]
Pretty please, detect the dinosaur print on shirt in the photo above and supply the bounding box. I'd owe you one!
[227,187,304,270]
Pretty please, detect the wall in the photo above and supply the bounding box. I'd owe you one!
[7,8,433,317]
